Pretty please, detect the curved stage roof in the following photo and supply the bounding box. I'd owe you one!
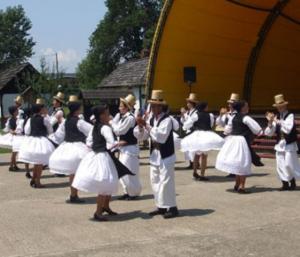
[146,0,300,112]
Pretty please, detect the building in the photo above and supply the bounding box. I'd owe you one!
[146,0,300,112]
[81,57,149,117]
[0,63,39,121]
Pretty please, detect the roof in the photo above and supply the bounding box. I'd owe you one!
[99,58,149,88]
[81,88,133,100]
[148,0,300,111]
[0,63,38,91]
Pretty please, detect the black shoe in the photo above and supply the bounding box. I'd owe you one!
[14,165,21,171]
[226,174,236,178]
[69,195,85,204]
[253,160,264,167]
[238,188,250,194]
[199,176,209,181]
[103,208,118,216]
[186,162,193,169]
[118,194,129,200]
[93,213,108,222]
[163,207,179,219]
[290,178,296,191]
[234,185,239,192]
[25,171,32,179]
[149,208,167,216]
[193,173,200,180]
[279,181,290,191]
[9,166,17,172]
[30,179,35,187]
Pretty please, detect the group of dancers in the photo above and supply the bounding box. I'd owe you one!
[0,89,299,221]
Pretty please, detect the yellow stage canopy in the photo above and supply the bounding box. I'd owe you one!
[146,0,300,112]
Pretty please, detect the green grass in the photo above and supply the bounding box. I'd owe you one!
[0,148,11,154]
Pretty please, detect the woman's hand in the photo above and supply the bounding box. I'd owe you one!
[219,107,227,115]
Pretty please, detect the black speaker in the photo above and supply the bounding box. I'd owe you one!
[183,67,196,83]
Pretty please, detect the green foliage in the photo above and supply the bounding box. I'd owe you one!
[77,0,163,89]
[0,5,35,70]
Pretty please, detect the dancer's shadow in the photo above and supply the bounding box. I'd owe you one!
[0,162,11,166]
[41,174,57,179]
[45,182,69,189]
[82,194,155,204]
[249,173,270,177]
[226,186,278,194]
[140,162,149,166]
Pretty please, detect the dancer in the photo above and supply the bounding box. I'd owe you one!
[72,105,134,221]
[111,94,142,200]
[49,95,93,203]
[50,92,65,132]
[265,94,300,191]
[181,101,224,181]
[216,101,262,193]
[14,95,24,120]
[134,90,178,219]
[181,93,199,170]
[18,99,55,188]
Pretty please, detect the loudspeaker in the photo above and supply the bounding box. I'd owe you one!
[183,67,196,83]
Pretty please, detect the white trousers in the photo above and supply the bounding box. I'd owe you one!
[276,151,300,182]
[119,152,142,196]
[150,162,177,209]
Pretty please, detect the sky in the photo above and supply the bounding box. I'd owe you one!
[0,0,107,73]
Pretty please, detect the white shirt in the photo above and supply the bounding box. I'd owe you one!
[264,112,298,152]
[111,112,139,156]
[24,116,53,136]
[49,108,64,127]
[51,118,93,145]
[134,113,176,166]
[224,115,262,136]
[216,111,237,129]
[182,108,198,131]
[86,124,115,150]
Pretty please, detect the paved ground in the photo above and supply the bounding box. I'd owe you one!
[0,151,300,257]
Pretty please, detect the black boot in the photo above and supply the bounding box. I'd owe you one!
[290,178,296,191]
[149,208,167,216]
[187,161,193,169]
[163,207,179,219]
[279,181,289,191]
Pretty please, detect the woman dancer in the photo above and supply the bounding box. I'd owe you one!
[181,101,224,181]
[216,101,262,193]
[73,105,134,221]
[18,99,55,188]
[49,96,92,203]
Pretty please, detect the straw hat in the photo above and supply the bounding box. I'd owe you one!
[68,95,80,103]
[14,95,23,105]
[120,94,136,110]
[227,93,240,104]
[273,94,288,107]
[186,93,199,103]
[36,98,45,105]
[53,92,65,104]
[148,90,167,105]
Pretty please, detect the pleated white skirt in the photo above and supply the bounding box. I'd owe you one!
[0,133,13,149]
[216,136,252,175]
[12,135,25,152]
[72,151,118,195]
[49,142,91,175]
[18,136,55,165]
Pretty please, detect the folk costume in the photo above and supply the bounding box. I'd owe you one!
[265,94,300,190]
[50,92,65,132]
[0,106,18,149]
[134,90,178,219]
[111,94,142,200]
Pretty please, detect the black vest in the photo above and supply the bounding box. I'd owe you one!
[231,114,253,140]
[193,111,212,131]
[30,115,48,137]
[64,117,86,143]
[51,107,64,132]
[9,117,17,131]
[119,113,137,145]
[92,123,107,153]
[276,112,298,145]
[150,114,174,159]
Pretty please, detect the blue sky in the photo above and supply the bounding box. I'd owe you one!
[0,0,107,72]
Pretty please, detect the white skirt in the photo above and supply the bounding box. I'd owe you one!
[18,136,55,165]
[12,135,25,152]
[0,133,13,149]
[216,135,252,175]
[72,151,119,195]
[181,130,224,153]
[49,142,91,175]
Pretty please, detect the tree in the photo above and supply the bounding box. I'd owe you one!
[0,5,35,70]
[77,0,164,89]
